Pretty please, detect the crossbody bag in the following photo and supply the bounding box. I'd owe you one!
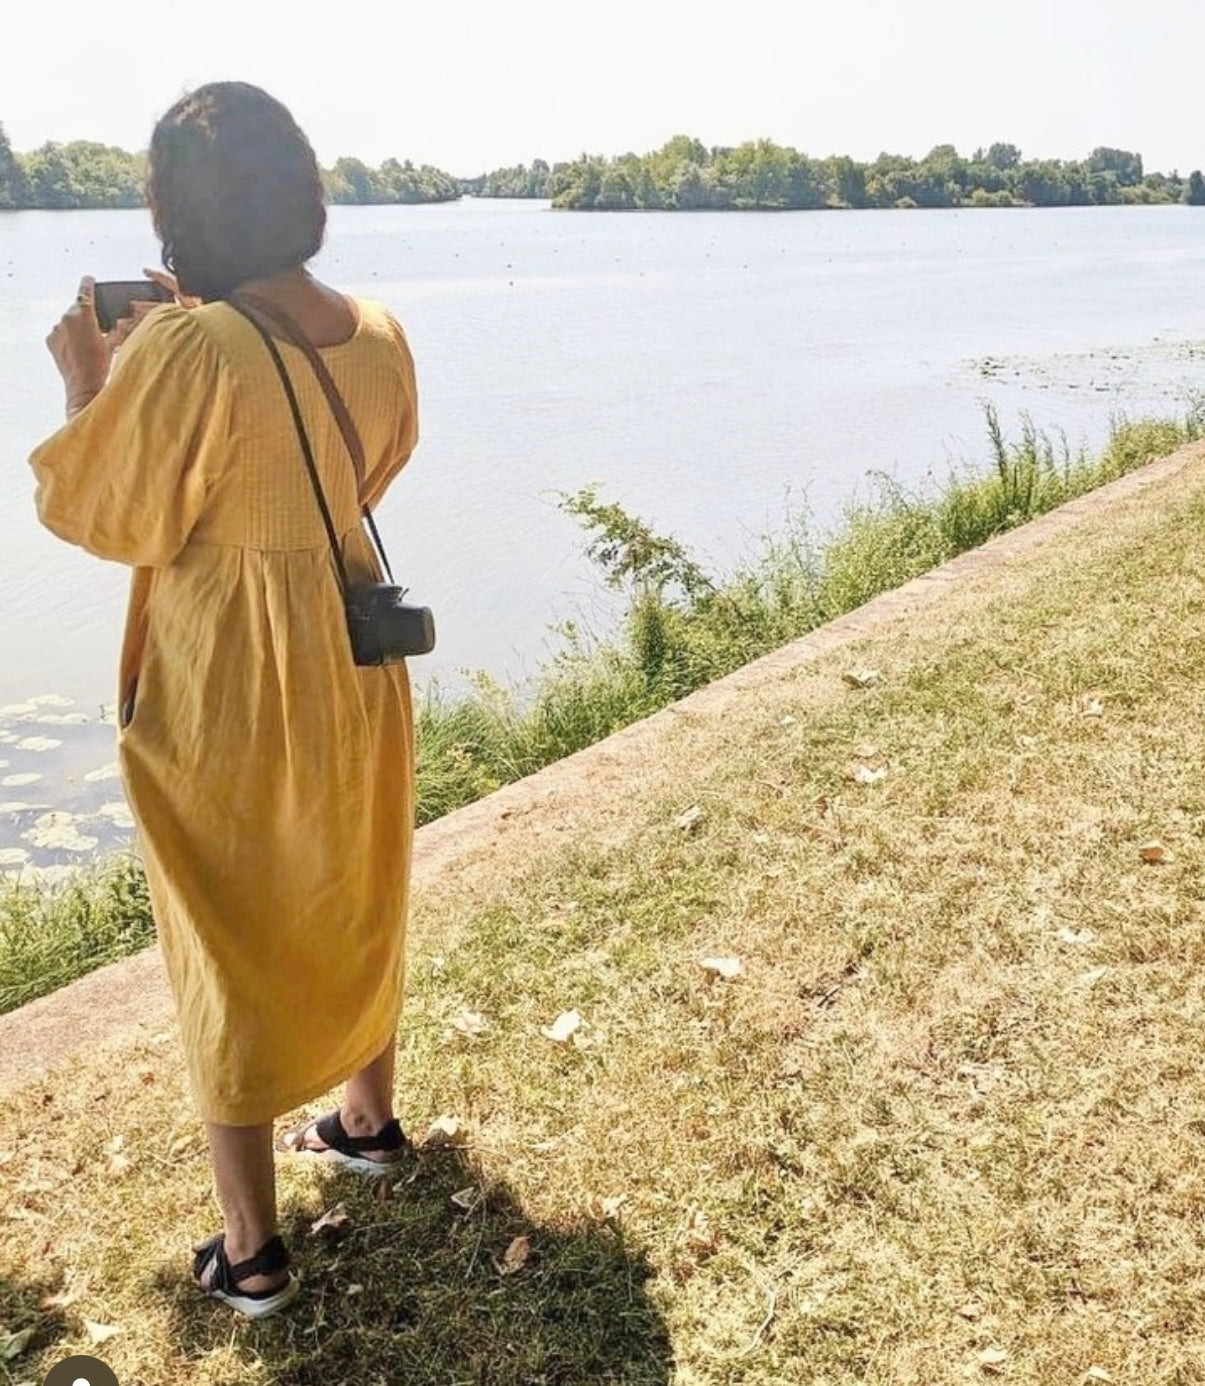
[228,295,435,665]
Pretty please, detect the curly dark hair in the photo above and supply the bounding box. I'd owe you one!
[148,82,326,301]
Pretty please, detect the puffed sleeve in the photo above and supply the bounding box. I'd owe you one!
[361,311,419,511]
[29,305,233,567]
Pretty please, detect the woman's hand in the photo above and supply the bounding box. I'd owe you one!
[46,276,111,418]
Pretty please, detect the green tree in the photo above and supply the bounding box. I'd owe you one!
[0,123,24,208]
[1087,147,1143,186]
[1188,171,1205,205]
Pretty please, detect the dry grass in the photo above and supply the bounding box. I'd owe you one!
[5,455,1205,1383]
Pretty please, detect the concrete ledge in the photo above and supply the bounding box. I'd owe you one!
[2,442,1201,1096]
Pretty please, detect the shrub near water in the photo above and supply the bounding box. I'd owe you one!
[1,405,1201,1012]
[414,404,1204,822]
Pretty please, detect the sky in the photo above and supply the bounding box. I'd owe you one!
[4,0,1202,176]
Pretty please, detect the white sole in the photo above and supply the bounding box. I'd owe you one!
[296,1146,399,1177]
[211,1271,301,1319]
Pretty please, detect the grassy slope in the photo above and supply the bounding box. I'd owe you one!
[5,411,1199,1017]
[3,449,1205,1382]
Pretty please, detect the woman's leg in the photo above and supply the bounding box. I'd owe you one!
[202,1121,287,1291]
[286,1040,400,1160]
[341,1040,397,1136]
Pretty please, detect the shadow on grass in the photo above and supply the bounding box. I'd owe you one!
[0,1269,72,1372]
[153,1147,674,1386]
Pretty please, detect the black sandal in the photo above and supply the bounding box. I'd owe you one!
[192,1233,300,1318]
[279,1110,412,1177]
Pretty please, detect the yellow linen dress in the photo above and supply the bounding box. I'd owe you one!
[29,299,418,1125]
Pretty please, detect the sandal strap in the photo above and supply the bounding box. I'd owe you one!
[314,1110,409,1155]
[193,1233,290,1296]
[229,1234,290,1282]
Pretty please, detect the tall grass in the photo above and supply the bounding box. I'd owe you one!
[414,404,1204,822]
[2,405,1201,1013]
[0,856,152,1013]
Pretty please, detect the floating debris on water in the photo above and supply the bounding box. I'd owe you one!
[0,694,134,873]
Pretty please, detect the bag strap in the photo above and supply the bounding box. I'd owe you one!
[230,293,397,585]
[227,300,352,596]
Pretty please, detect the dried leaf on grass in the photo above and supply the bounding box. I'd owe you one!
[842,669,880,689]
[540,1010,583,1044]
[448,1009,489,1039]
[309,1202,351,1238]
[1081,696,1105,717]
[976,1346,1008,1373]
[1084,1370,1113,1383]
[0,1327,33,1361]
[1139,839,1173,864]
[699,955,743,982]
[450,1186,482,1212]
[422,1115,469,1150]
[853,765,888,786]
[675,804,704,832]
[83,1320,121,1346]
[1058,927,1096,946]
[495,1234,531,1276]
[1075,966,1111,989]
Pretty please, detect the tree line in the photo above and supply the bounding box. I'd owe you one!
[487,138,1205,210]
[0,124,459,210]
[3,121,1203,213]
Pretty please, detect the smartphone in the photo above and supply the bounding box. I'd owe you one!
[93,279,174,333]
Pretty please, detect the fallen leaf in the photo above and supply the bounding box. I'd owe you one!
[977,1346,1008,1373]
[346,1283,364,1296]
[1139,840,1173,864]
[84,1320,121,1346]
[956,1301,983,1321]
[423,1115,469,1149]
[309,1202,351,1238]
[599,1194,628,1218]
[108,1153,131,1175]
[1082,696,1105,717]
[842,669,880,689]
[450,1186,481,1212]
[540,1010,583,1044]
[675,804,704,832]
[449,1009,489,1039]
[0,1327,33,1361]
[1084,1370,1113,1384]
[699,956,743,982]
[496,1235,531,1276]
[779,715,798,727]
[1075,966,1111,988]
[853,765,888,786]
[1058,927,1096,946]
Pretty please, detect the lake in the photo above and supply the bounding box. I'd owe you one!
[1,199,1203,868]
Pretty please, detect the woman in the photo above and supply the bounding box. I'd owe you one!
[30,82,420,1317]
